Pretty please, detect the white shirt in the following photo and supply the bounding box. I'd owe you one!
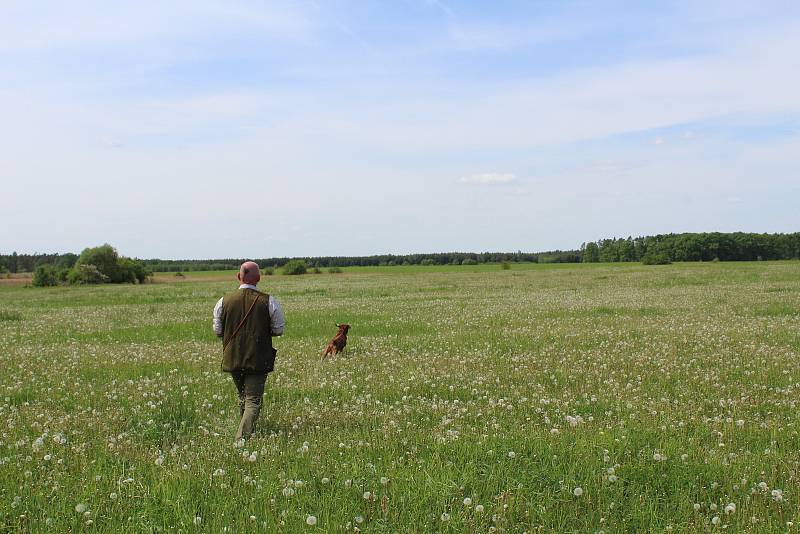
[213,284,285,337]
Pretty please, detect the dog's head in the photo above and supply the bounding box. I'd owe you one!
[336,323,351,335]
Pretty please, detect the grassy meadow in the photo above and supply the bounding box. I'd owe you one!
[1,261,799,532]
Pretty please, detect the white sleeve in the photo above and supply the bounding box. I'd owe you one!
[213,297,224,336]
[268,296,285,336]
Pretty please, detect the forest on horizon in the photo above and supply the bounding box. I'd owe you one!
[2,231,798,274]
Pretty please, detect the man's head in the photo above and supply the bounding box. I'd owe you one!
[237,261,261,285]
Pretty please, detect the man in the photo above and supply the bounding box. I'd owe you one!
[213,261,285,442]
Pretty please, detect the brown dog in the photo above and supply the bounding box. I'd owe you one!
[322,324,350,358]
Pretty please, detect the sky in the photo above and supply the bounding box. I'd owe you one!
[2,1,799,259]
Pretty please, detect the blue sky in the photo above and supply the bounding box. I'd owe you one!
[2,1,799,258]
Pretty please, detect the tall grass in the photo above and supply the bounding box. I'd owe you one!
[0,262,798,531]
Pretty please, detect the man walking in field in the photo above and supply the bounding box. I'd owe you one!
[213,261,285,442]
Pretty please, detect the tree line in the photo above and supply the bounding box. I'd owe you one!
[2,233,798,277]
[140,250,581,272]
[1,249,579,274]
[580,232,800,263]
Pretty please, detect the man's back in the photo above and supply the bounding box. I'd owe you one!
[220,288,275,374]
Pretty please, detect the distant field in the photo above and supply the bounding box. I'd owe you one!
[1,262,799,532]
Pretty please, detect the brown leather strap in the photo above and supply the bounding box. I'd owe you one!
[222,293,262,351]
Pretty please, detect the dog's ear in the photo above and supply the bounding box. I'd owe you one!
[336,323,341,328]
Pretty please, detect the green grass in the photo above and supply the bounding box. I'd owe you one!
[1,261,799,532]
[0,310,22,321]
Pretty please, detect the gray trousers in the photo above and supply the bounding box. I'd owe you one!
[230,372,267,441]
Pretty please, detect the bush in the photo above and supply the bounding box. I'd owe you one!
[263,267,274,276]
[501,262,511,270]
[118,257,150,283]
[282,260,307,275]
[55,253,78,270]
[420,259,435,266]
[312,267,322,274]
[32,264,59,287]
[67,264,108,285]
[76,244,121,281]
[328,267,343,274]
[461,258,478,265]
[642,253,672,265]
[73,244,149,284]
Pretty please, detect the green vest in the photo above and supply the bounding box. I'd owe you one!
[220,288,276,374]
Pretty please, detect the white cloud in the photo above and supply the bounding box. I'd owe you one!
[459,173,516,185]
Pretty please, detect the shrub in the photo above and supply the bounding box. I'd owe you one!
[73,244,149,284]
[282,260,307,275]
[501,262,511,270]
[76,244,121,281]
[118,257,150,283]
[32,264,59,287]
[55,254,78,270]
[174,272,185,278]
[263,267,274,276]
[67,264,108,285]
[312,267,322,274]
[642,252,672,265]
[420,259,435,266]
[461,258,478,265]
[328,267,343,274]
